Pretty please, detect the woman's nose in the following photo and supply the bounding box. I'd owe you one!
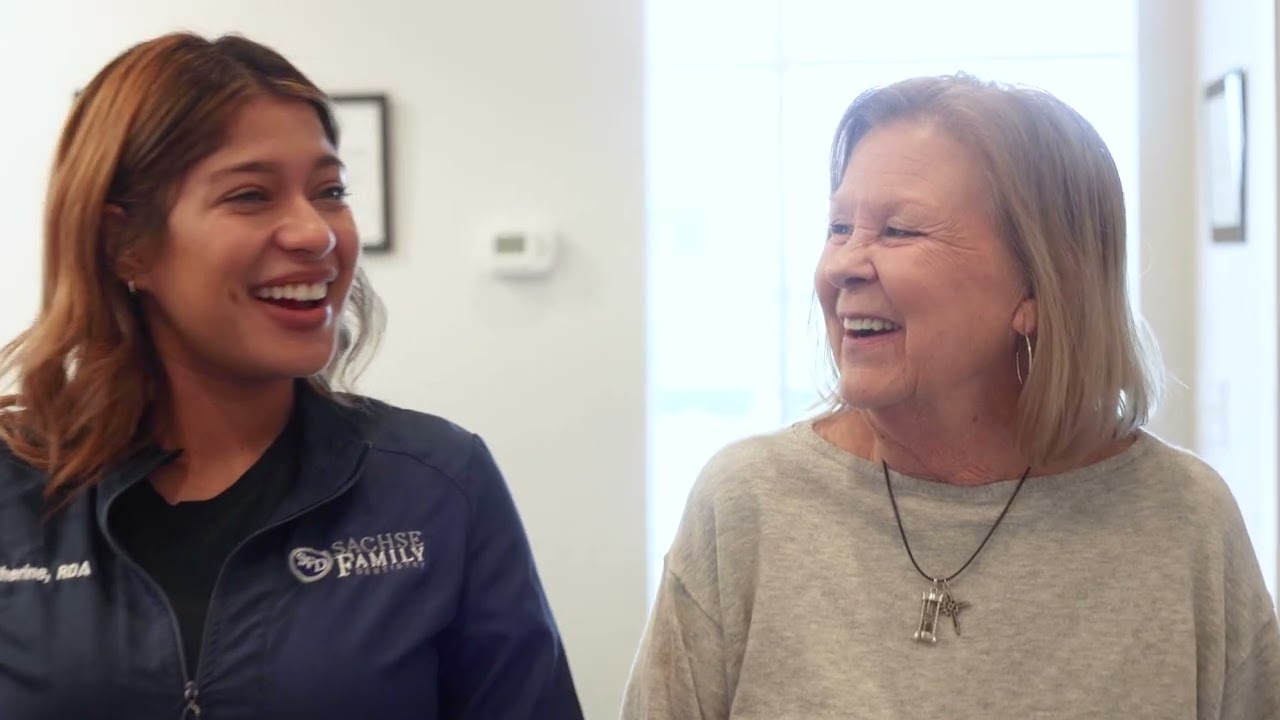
[276,197,337,256]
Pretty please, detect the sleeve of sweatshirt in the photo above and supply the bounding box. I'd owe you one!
[1210,469,1280,720]
[621,564,729,720]
[621,455,735,720]
[1216,505,1280,720]
[1219,612,1279,720]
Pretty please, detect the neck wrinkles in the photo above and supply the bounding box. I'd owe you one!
[817,405,1032,486]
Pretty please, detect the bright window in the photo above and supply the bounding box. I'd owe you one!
[644,0,1141,595]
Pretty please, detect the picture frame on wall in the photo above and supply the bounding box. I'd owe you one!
[1204,69,1246,243]
[330,94,393,253]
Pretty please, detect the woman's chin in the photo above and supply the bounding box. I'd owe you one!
[237,348,336,383]
[837,378,906,410]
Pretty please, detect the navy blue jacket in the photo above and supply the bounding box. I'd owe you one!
[0,389,583,719]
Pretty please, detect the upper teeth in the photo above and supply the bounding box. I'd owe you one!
[843,317,899,332]
[253,282,328,301]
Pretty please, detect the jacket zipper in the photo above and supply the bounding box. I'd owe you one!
[101,531,201,717]
[102,442,372,719]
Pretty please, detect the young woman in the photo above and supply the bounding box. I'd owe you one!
[0,32,583,719]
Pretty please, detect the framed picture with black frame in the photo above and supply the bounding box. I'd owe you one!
[330,94,393,253]
[1204,69,1246,243]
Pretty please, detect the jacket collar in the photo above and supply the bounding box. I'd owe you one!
[274,385,372,521]
[95,446,181,528]
[95,383,373,527]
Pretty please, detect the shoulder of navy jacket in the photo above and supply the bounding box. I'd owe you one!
[0,450,47,527]
[301,386,480,478]
[366,408,481,481]
[0,446,42,493]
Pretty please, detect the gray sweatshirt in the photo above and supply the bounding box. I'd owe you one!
[622,424,1279,719]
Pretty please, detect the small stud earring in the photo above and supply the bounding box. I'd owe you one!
[126,280,136,294]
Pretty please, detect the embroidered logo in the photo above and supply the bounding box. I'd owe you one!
[288,531,426,583]
[288,547,334,583]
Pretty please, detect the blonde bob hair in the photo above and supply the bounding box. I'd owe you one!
[0,32,384,504]
[822,74,1163,467]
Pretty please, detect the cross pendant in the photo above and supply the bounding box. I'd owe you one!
[938,591,970,636]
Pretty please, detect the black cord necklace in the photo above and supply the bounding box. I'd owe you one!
[882,460,1030,644]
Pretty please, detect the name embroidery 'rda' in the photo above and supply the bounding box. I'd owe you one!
[0,561,92,584]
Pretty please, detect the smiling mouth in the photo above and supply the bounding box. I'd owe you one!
[843,317,901,338]
[252,282,328,310]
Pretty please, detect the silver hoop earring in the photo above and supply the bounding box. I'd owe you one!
[1015,334,1034,385]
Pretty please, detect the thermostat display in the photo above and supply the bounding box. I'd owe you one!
[495,234,525,253]
[488,230,557,278]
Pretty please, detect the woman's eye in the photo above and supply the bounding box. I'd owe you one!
[318,184,350,201]
[884,226,921,238]
[227,189,268,204]
[828,222,853,237]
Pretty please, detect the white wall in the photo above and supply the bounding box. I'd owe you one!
[1138,0,1199,450]
[1193,0,1280,600]
[0,2,647,717]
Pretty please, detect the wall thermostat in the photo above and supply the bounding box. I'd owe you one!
[489,230,558,278]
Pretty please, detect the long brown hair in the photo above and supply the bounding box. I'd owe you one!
[0,32,384,504]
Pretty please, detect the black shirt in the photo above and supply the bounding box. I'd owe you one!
[109,410,301,674]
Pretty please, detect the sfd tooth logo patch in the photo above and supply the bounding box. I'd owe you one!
[288,547,334,583]
[288,532,427,583]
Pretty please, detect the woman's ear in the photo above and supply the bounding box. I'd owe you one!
[104,204,144,289]
[1012,296,1038,337]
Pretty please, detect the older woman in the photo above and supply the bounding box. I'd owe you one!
[622,75,1278,718]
